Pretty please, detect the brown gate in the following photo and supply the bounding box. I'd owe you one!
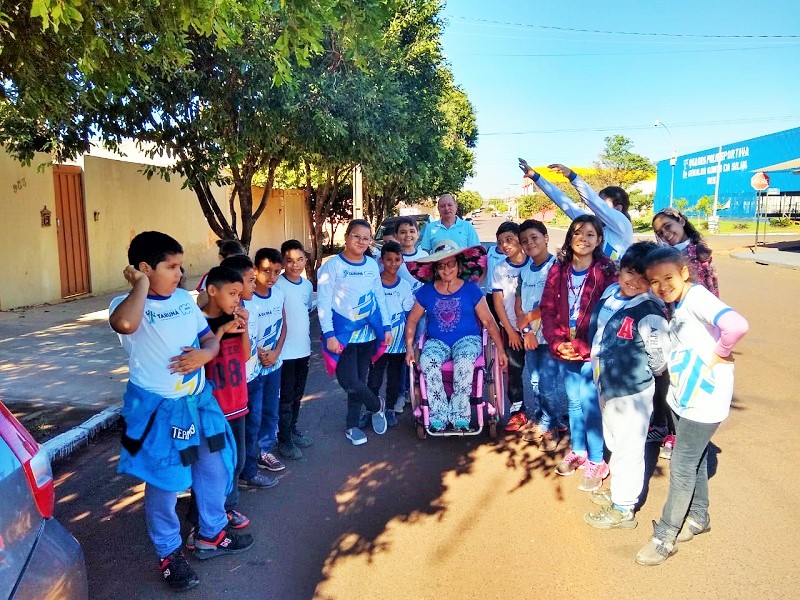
[53,165,91,298]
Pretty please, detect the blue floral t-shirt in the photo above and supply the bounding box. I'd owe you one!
[415,281,483,347]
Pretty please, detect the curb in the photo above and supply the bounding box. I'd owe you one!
[729,250,800,271]
[43,405,122,464]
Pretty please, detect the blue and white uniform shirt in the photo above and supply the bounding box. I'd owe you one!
[491,256,530,331]
[400,247,428,291]
[274,274,313,360]
[518,254,556,345]
[251,287,285,376]
[317,254,391,344]
[667,284,737,424]
[110,288,210,398]
[484,244,505,293]
[382,278,415,354]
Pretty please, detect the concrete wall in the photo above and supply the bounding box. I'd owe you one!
[0,152,61,309]
[0,151,310,309]
[82,155,226,293]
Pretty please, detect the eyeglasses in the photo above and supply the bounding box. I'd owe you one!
[436,260,458,271]
[349,234,372,244]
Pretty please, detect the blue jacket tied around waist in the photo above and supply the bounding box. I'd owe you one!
[118,381,235,493]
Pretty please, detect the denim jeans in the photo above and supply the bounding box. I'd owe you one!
[525,345,560,432]
[257,367,282,454]
[655,410,719,543]
[560,359,604,463]
[278,356,310,444]
[242,375,265,480]
[336,341,380,429]
[145,435,228,558]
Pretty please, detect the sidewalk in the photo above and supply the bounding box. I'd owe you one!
[0,288,129,458]
[729,240,800,270]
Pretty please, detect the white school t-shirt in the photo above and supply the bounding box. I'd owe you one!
[484,244,505,293]
[382,278,415,354]
[274,274,313,360]
[252,288,285,376]
[491,256,530,331]
[109,288,210,398]
[399,247,428,291]
[518,254,556,345]
[667,284,736,424]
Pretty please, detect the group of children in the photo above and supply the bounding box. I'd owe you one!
[110,234,315,591]
[109,177,748,589]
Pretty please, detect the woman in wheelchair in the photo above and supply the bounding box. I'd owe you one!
[405,240,508,432]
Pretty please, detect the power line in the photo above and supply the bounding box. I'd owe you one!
[444,15,800,39]
[480,116,800,136]
[448,45,794,58]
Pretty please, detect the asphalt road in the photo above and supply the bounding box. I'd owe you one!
[53,215,796,599]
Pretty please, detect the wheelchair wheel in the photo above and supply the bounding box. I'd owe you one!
[415,422,427,440]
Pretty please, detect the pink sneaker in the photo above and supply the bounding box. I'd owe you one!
[555,451,587,476]
[578,460,610,492]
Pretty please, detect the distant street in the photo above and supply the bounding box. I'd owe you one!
[51,214,795,599]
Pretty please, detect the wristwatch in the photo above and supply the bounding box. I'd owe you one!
[521,325,532,335]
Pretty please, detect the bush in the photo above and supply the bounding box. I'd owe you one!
[632,218,651,232]
[770,216,792,228]
[699,221,709,231]
[734,222,749,230]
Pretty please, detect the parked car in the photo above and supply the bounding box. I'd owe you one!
[374,214,431,246]
[0,401,88,599]
[464,217,473,223]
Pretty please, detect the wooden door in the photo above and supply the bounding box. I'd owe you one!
[53,165,91,298]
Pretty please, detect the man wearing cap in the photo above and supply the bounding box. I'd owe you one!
[419,194,481,253]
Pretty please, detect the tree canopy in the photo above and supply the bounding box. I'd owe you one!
[593,134,655,189]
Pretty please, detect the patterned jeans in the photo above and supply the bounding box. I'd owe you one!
[419,335,482,424]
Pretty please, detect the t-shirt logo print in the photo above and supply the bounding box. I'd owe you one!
[616,316,635,340]
[434,297,461,333]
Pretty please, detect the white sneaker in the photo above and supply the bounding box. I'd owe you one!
[393,395,406,414]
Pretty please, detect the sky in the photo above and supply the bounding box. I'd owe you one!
[440,0,800,199]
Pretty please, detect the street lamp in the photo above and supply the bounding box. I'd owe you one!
[654,120,677,208]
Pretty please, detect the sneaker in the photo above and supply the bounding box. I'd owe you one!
[578,460,610,492]
[291,428,313,448]
[194,527,255,560]
[346,427,368,446]
[677,515,711,543]
[429,419,445,432]
[555,451,587,476]
[647,425,668,443]
[258,452,286,472]
[585,505,638,530]
[589,488,613,508]
[522,423,544,444]
[453,419,470,431]
[160,549,199,591]
[393,395,406,414]
[372,396,388,434]
[539,430,559,452]
[278,441,303,460]
[238,472,279,489]
[660,434,675,460]
[386,410,399,427]
[184,527,197,551]
[504,412,528,432]
[226,509,250,529]
[635,531,677,566]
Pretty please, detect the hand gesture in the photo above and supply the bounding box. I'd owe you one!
[556,341,580,360]
[122,265,147,288]
[405,349,416,368]
[233,305,249,324]
[523,330,539,351]
[169,347,211,374]
[506,328,523,351]
[384,331,393,347]
[548,164,574,179]
[219,318,246,335]
[497,350,508,371]
[258,347,279,367]
[326,337,343,355]
[518,157,537,179]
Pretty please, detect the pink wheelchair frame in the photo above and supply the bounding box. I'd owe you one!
[408,329,505,439]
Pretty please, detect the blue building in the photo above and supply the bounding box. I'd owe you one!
[654,127,800,219]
